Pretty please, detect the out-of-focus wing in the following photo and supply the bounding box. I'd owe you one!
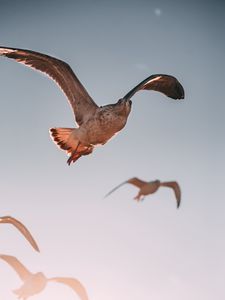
[0,254,32,281]
[0,46,98,125]
[50,277,89,300]
[127,177,147,188]
[104,181,127,198]
[104,177,147,198]
[123,74,184,100]
[160,181,181,208]
[0,216,40,252]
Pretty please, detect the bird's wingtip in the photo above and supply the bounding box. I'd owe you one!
[35,245,41,252]
[103,193,110,199]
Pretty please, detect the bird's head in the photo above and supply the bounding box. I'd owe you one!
[115,98,132,115]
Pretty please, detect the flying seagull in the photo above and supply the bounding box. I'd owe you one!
[0,46,185,165]
[0,254,89,300]
[104,178,181,208]
[0,216,39,252]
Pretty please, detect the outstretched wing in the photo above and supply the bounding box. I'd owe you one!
[0,254,32,281]
[104,177,147,198]
[50,277,89,300]
[123,74,184,100]
[0,46,98,125]
[127,177,147,188]
[0,216,40,252]
[160,181,181,208]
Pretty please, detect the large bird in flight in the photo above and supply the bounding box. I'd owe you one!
[0,254,89,300]
[0,46,184,165]
[105,178,181,208]
[0,216,39,252]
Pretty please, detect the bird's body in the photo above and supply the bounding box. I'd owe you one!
[0,254,89,300]
[50,101,131,163]
[69,102,131,145]
[14,272,47,299]
[135,179,161,198]
[105,178,181,208]
[0,216,39,252]
[0,46,184,165]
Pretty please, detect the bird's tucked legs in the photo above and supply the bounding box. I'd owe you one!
[67,141,81,165]
[74,141,81,152]
[67,143,93,165]
[134,192,144,202]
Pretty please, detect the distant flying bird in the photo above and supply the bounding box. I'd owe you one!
[0,46,184,165]
[0,254,89,300]
[0,216,39,252]
[105,178,181,208]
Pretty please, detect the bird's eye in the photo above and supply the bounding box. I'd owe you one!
[118,99,122,104]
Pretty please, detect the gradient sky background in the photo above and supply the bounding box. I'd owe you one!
[0,0,224,299]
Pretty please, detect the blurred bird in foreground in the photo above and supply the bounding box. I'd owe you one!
[0,254,89,300]
[105,178,181,208]
[0,46,184,165]
[0,216,39,252]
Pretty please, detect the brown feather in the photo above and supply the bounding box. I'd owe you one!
[0,254,32,281]
[0,216,39,252]
[123,74,184,100]
[0,47,98,126]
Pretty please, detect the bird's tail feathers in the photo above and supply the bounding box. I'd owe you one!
[50,127,94,165]
[50,127,74,152]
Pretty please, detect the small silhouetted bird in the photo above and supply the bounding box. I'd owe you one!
[0,46,184,165]
[105,178,181,208]
[0,254,89,300]
[0,216,39,252]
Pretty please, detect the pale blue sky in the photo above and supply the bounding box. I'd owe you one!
[0,0,224,299]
